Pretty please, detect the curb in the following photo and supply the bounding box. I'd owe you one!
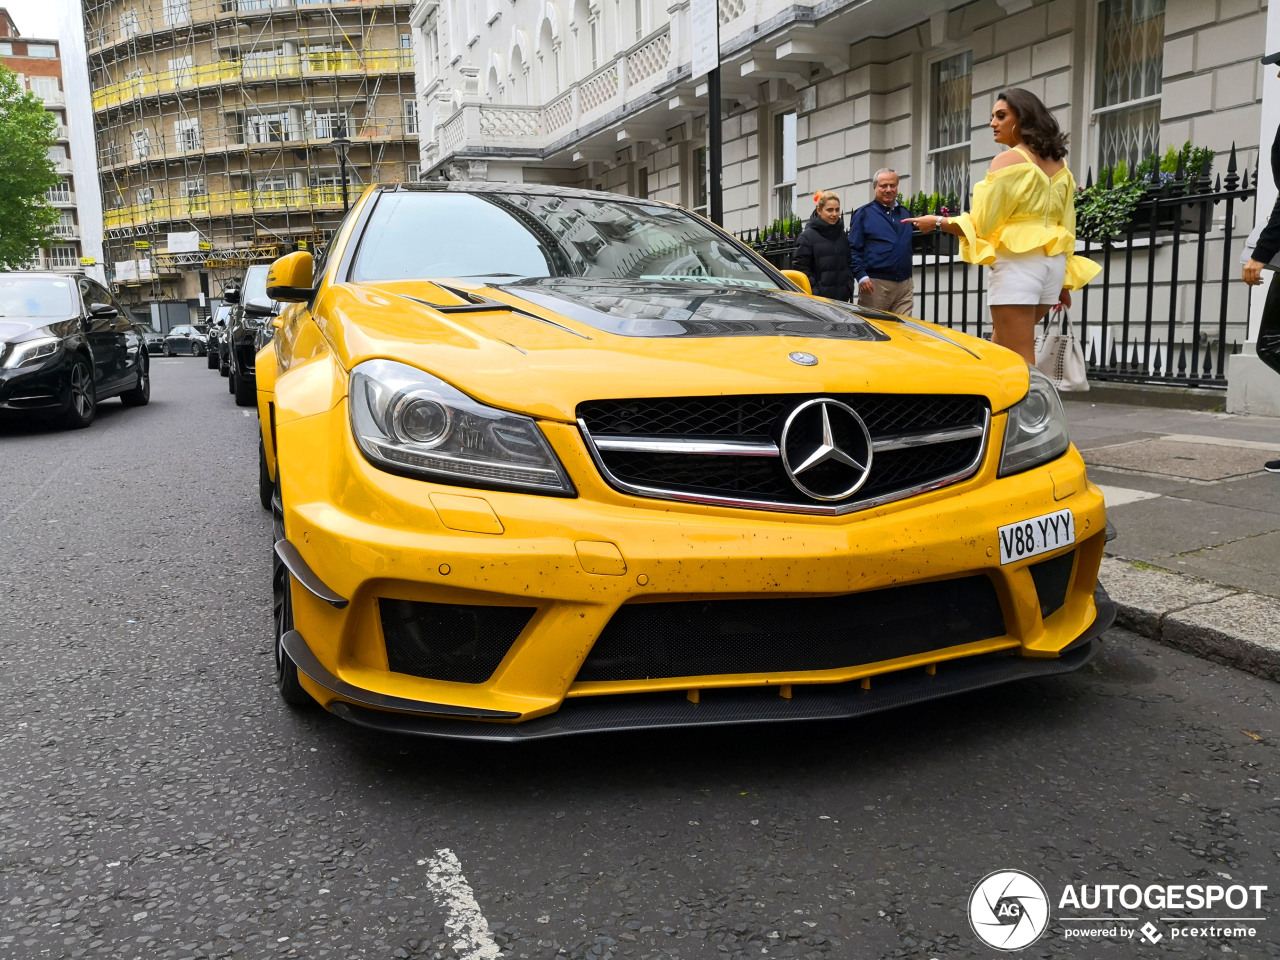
[1100,557,1280,682]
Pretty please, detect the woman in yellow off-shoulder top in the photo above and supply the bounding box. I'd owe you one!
[905,88,1100,362]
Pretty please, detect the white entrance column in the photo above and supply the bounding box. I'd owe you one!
[1227,2,1280,416]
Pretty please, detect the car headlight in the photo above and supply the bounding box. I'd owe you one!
[350,359,575,496]
[998,366,1071,476]
[2,337,60,369]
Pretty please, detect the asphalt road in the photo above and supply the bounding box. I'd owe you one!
[1,359,1278,960]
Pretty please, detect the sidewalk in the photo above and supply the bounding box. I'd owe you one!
[1063,395,1280,681]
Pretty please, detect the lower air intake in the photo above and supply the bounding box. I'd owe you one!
[380,599,535,684]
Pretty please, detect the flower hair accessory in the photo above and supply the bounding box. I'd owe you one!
[813,191,822,203]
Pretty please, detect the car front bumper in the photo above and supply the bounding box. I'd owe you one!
[277,403,1110,735]
[0,355,71,414]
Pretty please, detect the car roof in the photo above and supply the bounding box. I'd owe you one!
[384,181,677,208]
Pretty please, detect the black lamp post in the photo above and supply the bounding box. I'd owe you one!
[330,133,352,212]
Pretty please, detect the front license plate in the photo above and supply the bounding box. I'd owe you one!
[998,509,1075,565]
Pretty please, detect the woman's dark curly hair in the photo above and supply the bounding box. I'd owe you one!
[996,87,1069,161]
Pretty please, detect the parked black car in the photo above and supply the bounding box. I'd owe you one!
[164,324,208,356]
[132,321,165,355]
[206,304,232,370]
[224,265,279,406]
[0,272,150,428]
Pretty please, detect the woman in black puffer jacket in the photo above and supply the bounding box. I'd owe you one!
[791,190,852,301]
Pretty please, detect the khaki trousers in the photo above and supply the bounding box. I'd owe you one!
[857,278,915,317]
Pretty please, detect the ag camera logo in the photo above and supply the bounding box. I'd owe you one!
[969,870,1051,951]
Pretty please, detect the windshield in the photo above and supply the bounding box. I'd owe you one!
[351,191,779,287]
[0,276,76,318]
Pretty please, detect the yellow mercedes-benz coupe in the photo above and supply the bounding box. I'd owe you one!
[256,182,1113,741]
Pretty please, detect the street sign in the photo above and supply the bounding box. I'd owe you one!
[134,240,150,250]
[79,257,96,266]
[691,0,720,81]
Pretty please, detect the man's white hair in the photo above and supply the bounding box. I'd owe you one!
[873,168,899,189]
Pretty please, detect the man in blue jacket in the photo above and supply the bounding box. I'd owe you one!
[848,169,916,316]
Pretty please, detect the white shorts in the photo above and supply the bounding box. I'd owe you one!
[986,249,1067,306]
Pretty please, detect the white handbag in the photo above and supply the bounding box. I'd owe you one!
[1034,305,1090,392]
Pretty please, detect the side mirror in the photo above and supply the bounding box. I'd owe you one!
[266,251,315,302]
[222,286,241,304]
[89,302,119,318]
[781,270,812,296]
[245,297,276,316]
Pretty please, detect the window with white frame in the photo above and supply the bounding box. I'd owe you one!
[47,178,72,202]
[29,75,59,100]
[26,43,56,58]
[692,145,708,216]
[400,32,412,49]
[54,212,76,238]
[254,175,289,192]
[301,43,344,72]
[48,245,79,268]
[136,186,155,205]
[633,0,644,40]
[407,163,420,181]
[120,11,140,37]
[174,117,202,151]
[425,21,440,76]
[929,51,972,204]
[46,144,67,164]
[772,111,797,220]
[245,111,290,143]
[132,130,151,160]
[1094,0,1164,172]
[404,98,418,135]
[162,0,190,26]
[182,178,206,196]
[305,108,347,139]
[0,43,11,56]
[167,55,194,88]
[242,48,280,78]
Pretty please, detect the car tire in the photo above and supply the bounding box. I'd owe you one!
[228,368,236,394]
[62,355,96,429]
[219,358,229,377]
[191,341,201,357]
[119,358,150,407]
[234,369,255,407]
[164,343,174,357]
[272,478,312,707]
[258,437,273,511]
[206,349,217,370]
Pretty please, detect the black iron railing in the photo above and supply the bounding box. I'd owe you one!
[737,147,1258,389]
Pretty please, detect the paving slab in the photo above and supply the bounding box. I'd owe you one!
[1083,438,1275,480]
[1163,593,1280,682]
[1102,496,1280,562]
[1165,530,1280,600]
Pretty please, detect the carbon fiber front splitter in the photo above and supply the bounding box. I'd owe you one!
[311,586,1115,742]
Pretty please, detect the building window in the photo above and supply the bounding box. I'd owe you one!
[54,212,76,238]
[305,109,346,139]
[29,75,60,100]
[404,99,419,135]
[401,32,412,49]
[48,245,79,268]
[136,186,155,205]
[772,111,797,220]
[182,178,206,196]
[174,117,202,151]
[242,48,280,78]
[0,43,11,56]
[46,144,67,164]
[120,11,140,37]
[407,163,420,181]
[634,0,644,40]
[167,55,194,88]
[692,145,708,216]
[1094,0,1164,172]
[245,111,290,143]
[47,178,72,203]
[132,130,151,160]
[26,43,56,58]
[162,0,190,26]
[929,51,972,203]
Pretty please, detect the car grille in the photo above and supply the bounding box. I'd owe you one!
[380,599,535,684]
[577,393,989,514]
[574,575,1007,682]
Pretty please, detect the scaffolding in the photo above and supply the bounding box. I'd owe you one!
[82,0,421,303]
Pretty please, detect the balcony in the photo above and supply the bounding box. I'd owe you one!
[102,185,351,230]
[92,49,414,112]
[424,26,672,171]
[46,191,76,205]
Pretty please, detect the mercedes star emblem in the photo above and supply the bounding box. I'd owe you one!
[788,351,818,366]
[779,398,873,501]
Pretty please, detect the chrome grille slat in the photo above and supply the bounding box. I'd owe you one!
[577,394,990,516]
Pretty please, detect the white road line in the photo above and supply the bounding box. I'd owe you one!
[420,848,502,959]
[1098,484,1163,508]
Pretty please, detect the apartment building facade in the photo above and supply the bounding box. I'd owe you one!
[411,0,1264,230]
[82,0,421,312]
[0,10,86,275]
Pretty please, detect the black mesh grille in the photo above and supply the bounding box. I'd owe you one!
[1029,550,1076,620]
[578,394,987,508]
[576,575,1007,682]
[380,599,535,684]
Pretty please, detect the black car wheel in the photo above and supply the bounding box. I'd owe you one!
[228,368,236,394]
[234,369,255,407]
[164,343,174,357]
[62,356,96,429]
[120,357,150,407]
[272,478,312,707]
[258,437,273,511]
[206,349,218,370]
[219,358,230,377]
